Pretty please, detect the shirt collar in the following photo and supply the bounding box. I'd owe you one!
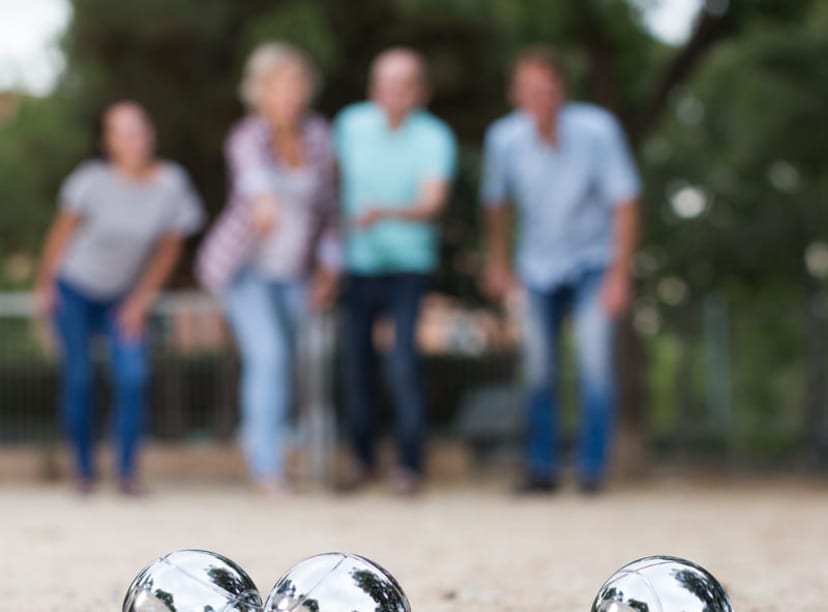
[367,101,421,134]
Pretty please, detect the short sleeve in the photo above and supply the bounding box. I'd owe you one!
[58,161,102,214]
[166,166,205,236]
[421,123,457,182]
[480,125,510,208]
[597,114,641,207]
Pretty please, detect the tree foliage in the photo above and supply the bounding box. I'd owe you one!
[0,0,824,302]
[0,0,825,456]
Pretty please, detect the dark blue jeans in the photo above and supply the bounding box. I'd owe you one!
[53,279,148,481]
[343,273,429,475]
[523,268,616,482]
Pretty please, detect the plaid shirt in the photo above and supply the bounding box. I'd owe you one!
[196,113,339,293]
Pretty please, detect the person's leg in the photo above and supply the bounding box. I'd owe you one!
[522,286,567,484]
[572,269,617,488]
[270,280,307,453]
[343,275,381,473]
[53,280,97,484]
[223,270,289,483]
[104,304,149,487]
[385,274,429,478]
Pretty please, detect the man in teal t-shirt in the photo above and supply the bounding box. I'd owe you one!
[335,47,456,494]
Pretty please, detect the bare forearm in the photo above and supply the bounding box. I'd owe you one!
[482,204,516,301]
[610,200,639,275]
[36,213,79,287]
[130,236,183,305]
[390,207,437,223]
[386,180,450,223]
[485,205,511,267]
[36,231,65,287]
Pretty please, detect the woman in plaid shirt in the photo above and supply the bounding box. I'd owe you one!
[196,42,339,497]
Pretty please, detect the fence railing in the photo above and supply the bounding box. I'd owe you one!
[1,290,826,469]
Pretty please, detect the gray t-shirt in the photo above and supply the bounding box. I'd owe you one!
[58,160,204,299]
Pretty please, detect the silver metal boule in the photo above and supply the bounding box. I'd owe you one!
[122,549,262,612]
[591,555,734,612]
[264,552,411,612]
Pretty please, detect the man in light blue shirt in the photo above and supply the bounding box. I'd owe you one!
[335,47,457,494]
[482,46,641,494]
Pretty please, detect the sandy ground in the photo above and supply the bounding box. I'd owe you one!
[2,478,827,611]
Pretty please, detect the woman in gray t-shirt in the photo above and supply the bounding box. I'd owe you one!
[34,101,204,495]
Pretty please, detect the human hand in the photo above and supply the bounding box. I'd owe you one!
[34,280,58,316]
[309,268,338,311]
[116,294,151,341]
[354,208,388,230]
[601,268,632,318]
[251,195,279,237]
[483,260,515,304]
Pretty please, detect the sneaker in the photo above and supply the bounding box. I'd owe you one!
[513,474,559,495]
[118,479,145,497]
[254,478,293,499]
[335,461,374,494]
[75,477,96,496]
[579,477,605,496]
[389,469,422,497]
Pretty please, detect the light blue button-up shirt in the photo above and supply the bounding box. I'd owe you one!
[481,103,640,290]
[335,102,457,274]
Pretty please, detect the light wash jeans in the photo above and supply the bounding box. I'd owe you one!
[222,268,305,480]
[523,268,616,482]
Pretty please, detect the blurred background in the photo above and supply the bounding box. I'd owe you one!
[1,0,827,478]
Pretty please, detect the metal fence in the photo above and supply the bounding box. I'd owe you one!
[636,294,828,467]
[1,290,826,469]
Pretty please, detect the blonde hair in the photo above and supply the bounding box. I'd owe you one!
[239,42,320,110]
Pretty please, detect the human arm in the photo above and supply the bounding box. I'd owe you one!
[601,200,639,318]
[354,179,451,228]
[225,117,278,236]
[355,122,456,228]
[34,211,82,314]
[482,203,516,303]
[308,125,341,311]
[480,122,516,303]
[118,166,204,339]
[116,233,183,340]
[598,113,642,318]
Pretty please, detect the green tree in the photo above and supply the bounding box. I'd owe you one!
[2,0,825,458]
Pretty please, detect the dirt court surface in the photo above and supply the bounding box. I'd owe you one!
[2,478,827,611]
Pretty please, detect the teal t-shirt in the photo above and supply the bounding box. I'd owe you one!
[335,102,457,274]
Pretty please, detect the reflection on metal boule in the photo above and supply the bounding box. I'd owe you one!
[264,552,411,612]
[122,549,262,612]
[591,555,734,612]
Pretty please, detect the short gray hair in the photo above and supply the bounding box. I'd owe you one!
[370,46,429,88]
[239,42,320,110]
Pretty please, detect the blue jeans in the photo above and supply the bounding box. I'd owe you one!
[53,279,148,481]
[343,273,429,475]
[222,269,305,480]
[523,268,616,481]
